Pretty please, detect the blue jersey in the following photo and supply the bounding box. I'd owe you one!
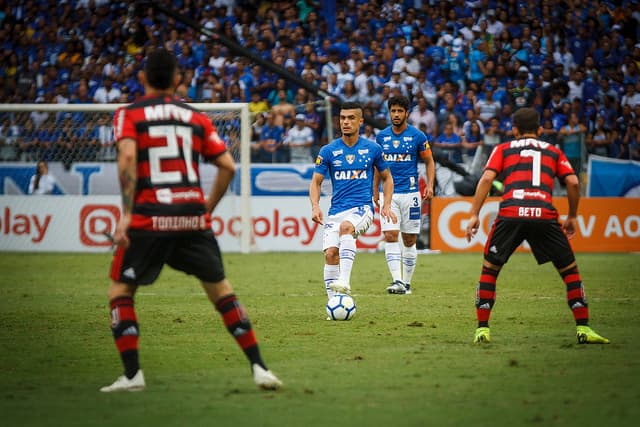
[376,125,430,194]
[315,137,388,216]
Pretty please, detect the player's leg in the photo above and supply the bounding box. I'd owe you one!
[100,280,146,392]
[332,206,373,292]
[201,279,282,389]
[324,247,340,298]
[102,234,160,392]
[400,232,418,294]
[529,222,609,344]
[380,194,403,291]
[322,217,340,298]
[473,220,522,343]
[399,192,422,294]
[170,231,282,388]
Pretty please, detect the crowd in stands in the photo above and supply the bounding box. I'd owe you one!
[1,0,640,170]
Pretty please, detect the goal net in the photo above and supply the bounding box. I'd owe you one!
[0,103,252,253]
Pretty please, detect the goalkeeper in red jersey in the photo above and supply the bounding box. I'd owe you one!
[101,49,281,392]
[465,107,609,345]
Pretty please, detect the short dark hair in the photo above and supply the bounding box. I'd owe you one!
[144,49,177,90]
[513,107,540,134]
[340,101,363,114]
[388,95,410,111]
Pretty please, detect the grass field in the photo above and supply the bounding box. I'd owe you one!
[1,251,639,427]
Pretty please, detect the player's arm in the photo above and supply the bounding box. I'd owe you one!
[115,137,137,247]
[563,173,580,240]
[465,168,498,242]
[205,151,235,214]
[421,149,435,200]
[378,168,397,223]
[372,168,381,208]
[309,172,325,224]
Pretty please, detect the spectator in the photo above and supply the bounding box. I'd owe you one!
[93,77,121,103]
[409,96,437,136]
[475,87,501,124]
[434,120,464,165]
[28,160,57,195]
[558,112,588,173]
[257,112,285,163]
[586,115,613,158]
[283,113,314,164]
[621,82,640,108]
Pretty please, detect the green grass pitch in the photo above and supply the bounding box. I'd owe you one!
[1,251,639,427]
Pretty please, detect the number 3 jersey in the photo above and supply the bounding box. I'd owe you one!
[113,95,227,232]
[314,137,388,216]
[485,138,575,221]
[375,124,431,193]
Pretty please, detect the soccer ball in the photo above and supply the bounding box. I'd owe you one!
[326,294,357,321]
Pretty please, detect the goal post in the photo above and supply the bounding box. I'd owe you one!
[0,102,253,253]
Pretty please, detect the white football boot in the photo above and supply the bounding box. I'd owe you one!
[252,364,283,390]
[386,280,407,294]
[329,280,351,295]
[100,370,146,392]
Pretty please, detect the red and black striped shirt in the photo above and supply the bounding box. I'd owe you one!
[113,95,227,231]
[485,138,575,220]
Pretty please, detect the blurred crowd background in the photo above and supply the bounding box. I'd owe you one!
[1,0,640,170]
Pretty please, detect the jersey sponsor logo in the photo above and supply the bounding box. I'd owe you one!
[155,188,201,204]
[384,153,413,162]
[332,149,343,156]
[403,137,412,142]
[332,160,342,167]
[346,154,355,164]
[334,170,368,180]
[357,149,369,155]
[382,136,392,142]
[512,189,546,200]
[144,104,193,123]
[509,139,549,149]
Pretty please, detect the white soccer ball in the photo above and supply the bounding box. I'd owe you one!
[326,294,357,321]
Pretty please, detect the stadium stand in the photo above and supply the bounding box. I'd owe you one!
[1,0,639,168]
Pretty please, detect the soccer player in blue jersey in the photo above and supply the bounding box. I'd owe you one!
[375,96,436,294]
[309,102,396,298]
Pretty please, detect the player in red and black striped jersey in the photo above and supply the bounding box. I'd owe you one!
[465,107,609,345]
[101,49,281,393]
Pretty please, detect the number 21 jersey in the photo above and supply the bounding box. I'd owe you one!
[113,95,227,231]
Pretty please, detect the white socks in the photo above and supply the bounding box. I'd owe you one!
[385,241,402,282]
[338,234,356,283]
[324,264,339,298]
[402,244,417,285]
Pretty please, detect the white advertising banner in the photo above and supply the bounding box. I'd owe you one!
[0,196,387,253]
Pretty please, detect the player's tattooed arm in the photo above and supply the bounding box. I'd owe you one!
[117,138,137,214]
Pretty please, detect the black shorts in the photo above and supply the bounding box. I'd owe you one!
[110,229,225,285]
[483,218,575,268]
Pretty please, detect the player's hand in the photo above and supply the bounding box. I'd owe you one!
[373,192,380,209]
[381,205,397,224]
[423,186,434,201]
[465,215,479,242]
[113,213,131,248]
[311,205,323,225]
[562,216,577,240]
